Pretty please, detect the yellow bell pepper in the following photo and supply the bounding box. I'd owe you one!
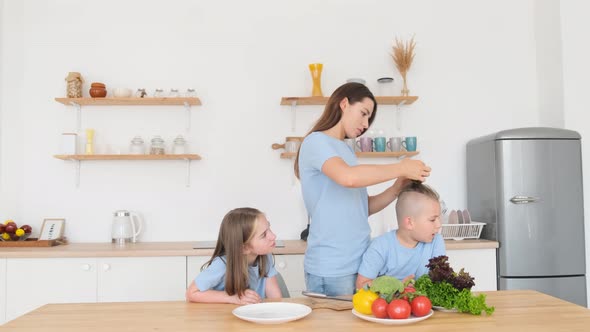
[352,288,379,315]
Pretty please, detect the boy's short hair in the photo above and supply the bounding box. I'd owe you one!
[395,181,440,222]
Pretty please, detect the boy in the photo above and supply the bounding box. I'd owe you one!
[356,181,444,289]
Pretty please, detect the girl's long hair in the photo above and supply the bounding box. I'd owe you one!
[202,207,271,296]
[294,82,377,178]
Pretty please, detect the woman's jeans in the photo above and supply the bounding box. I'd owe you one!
[304,272,357,296]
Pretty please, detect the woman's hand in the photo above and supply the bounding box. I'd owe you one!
[232,289,261,305]
[399,159,431,181]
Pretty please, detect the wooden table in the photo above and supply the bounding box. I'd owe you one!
[2,290,589,331]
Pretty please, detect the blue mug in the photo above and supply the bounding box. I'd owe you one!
[373,137,386,152]
[402,136,417,152]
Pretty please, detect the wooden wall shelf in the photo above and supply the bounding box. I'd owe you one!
[53,154,201,161]
[280,151,419,159]
[55,97,201,106]
[280,96,418,106]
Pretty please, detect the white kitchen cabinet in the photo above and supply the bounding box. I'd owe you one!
[446,249,497,291]
[0,259,6,325]
[97,256,186,302]
[186,256,210,287]
[5,258,97,322]
[274,254,305,297]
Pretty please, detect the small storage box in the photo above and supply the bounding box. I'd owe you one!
[440,222,485,240]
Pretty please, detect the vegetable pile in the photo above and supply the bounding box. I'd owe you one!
[353,275,432,320]
[414,255,495,315]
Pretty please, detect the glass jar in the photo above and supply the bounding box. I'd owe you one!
[153,89,164,98]
[129,136,145,155]
[169,89,179,98]
[377,77,395,96]
[150,136,166,155]
[185,88,196,98]
[172,135,187,154]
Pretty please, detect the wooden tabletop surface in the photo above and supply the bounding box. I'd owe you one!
[2,290,588,331]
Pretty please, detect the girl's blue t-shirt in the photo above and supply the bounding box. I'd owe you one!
[299,132,370,277]
[195,254,277,298]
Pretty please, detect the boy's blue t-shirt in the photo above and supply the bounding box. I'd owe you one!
[194,254,277,298]
[358,230,446,280]
[299,132,370,277]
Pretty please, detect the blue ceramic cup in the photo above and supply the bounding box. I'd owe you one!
[403,136,417,152]
[373,137,386,152]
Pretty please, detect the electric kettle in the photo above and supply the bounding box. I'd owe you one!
[112,210,142,245]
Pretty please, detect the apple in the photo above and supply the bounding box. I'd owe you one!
[10,233,20,241]
[20,225,32,234]
[0,224,5,233]
[5,224,16,234]
[6,221,16,228]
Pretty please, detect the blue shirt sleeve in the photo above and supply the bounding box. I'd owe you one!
[195,257,226,291]
[303,133,340,171]
[357,238,387,279]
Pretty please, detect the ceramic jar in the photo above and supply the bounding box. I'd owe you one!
[89,82,107,98]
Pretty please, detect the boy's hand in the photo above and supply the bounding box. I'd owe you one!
[402,274,415,286]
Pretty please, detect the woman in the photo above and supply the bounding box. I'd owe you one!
[295,82,431,296]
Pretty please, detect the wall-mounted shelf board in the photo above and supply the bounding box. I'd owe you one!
[279,151,419,159]
[280,96,418,106]
[54,97,201,106]
[53,154,201,161]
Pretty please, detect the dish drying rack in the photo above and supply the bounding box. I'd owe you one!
[440,222,485,241]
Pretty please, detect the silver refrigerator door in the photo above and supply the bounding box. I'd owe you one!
[496,138,586,277]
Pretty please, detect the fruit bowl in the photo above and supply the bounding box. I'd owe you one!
[0,233,32,241]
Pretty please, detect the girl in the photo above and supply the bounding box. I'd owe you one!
[295,82,431,296]
[186,207,282,304]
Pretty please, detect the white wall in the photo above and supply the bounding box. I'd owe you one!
[1,0,540,243]
[560,0,590,307]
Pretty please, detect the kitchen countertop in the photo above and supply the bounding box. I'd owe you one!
[3,290,588,331]
[0,239,498,258]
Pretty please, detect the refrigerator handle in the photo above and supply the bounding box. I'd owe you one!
[510,195,540,204]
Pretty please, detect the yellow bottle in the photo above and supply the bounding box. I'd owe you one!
[85,129,95,154]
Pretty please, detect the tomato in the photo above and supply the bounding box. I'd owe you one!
[352,288,379,315]
[401,286,416,301]
[387,299,411,319]
[411,296,432,317]
[371,298,388,319]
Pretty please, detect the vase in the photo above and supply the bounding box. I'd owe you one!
[401,76,409,96]
[308,63,323,97]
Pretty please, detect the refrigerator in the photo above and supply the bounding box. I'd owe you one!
[466,127,587,306]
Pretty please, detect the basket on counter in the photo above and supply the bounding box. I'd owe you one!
[440,222,485,240]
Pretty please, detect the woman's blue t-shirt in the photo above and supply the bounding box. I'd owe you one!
[299,132,370,277]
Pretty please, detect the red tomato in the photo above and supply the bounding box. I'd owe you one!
[387,299,411,319]
[371,298,388,319]
[411,296,432,317]
[401,286,416,301]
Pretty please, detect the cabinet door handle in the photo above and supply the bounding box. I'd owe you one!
[81,264,92,271]
[277,262,286,269]
[103,263,111,271]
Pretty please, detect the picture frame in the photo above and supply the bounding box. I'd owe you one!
[39,218,66,241]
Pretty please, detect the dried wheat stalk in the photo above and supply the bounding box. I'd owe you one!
[391,37,416,81]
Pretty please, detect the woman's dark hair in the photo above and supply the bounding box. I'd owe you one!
[294,83,377,178]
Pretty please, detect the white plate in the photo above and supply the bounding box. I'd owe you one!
[232,302,312,324]
[433,306,459,312]
[351,309,433,325]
